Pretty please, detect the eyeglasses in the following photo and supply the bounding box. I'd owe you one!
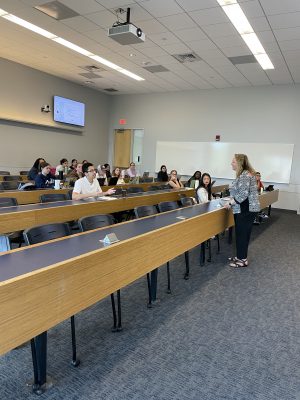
[87,169,95,173]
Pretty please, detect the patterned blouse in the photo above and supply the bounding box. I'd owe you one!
[230,171,260,214]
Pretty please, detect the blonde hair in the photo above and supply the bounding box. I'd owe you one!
[234,154,256,177]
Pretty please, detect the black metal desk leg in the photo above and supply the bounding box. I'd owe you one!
[70,316,80,367]
[184,252,189,280]
[110,293,118,332]
[146,273,152,307]
[268,205,271,216]
[116,290,122,331]
[30,331,47,395]
[148,268,158,307]
[200,242,205,266]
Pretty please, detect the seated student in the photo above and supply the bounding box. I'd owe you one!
[124,162,139,178]
[72,162,115,200]
[256,171,264,193]
[96,164,109,185]
[168,170,184,189]
[104,163,112,179]
[254,172,268,223]
[67,163,83,186]
[34,162,56,188]
[27,157,45,180]
[157,165,169,182]
[112,167,125,184]
[187,170,201,189]
[55,158,69,176]
[197,173,212,203]
[69,159,78,171]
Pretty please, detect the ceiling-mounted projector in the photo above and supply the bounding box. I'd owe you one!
[108,8,145,45]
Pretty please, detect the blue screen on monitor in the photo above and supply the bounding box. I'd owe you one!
[53,96,85,127]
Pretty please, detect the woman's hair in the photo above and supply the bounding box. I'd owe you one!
[104,163,110,169]
[32,158,45,170]
[112,167,121,177]
[188,170,201,184]
[199,173,212,200]
[71,159,77,164]
[170,169,177,175]
[60,158,68,165]
[40,161,50,169]
[234,154,256,177]
[160,165,167,171]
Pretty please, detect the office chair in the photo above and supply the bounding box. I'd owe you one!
[147,185,160,191]
[126,186,144,193]
[134,205,171,306]
[19,170,29,175]
[23,223,80,369]
[0,235,10,252]
[0,171,10,175]
[3,175,20,181]
[40,193,68,203]
[180,197,194,207]
[78,214,122,332]
[1,181,19,190]
[0,197,23,247]
[158,201,190,280]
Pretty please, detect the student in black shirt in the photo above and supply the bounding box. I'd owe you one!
[157,165,168,182]
[27,157,45,180]
[35,162,56,188]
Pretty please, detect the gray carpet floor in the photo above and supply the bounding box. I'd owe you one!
[1,209,300,400]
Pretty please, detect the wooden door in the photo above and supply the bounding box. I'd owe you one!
[114,129,132,168]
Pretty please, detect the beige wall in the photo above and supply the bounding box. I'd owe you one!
[0,57,111,172]
[109,85,300,212]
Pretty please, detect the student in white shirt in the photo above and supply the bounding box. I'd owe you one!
[72,162,115,200]
[197,173,212,203]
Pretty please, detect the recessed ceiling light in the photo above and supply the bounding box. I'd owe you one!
[129,53,136,57]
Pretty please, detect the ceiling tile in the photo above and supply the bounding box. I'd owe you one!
[158,13,196,31]
[260,0,300,15]
[60,0,105,14]
[174,27,207,41]
[85,9,117,28]
[137,0,184,18]
[176,0,219,12]
[62,16,101,32]
[192,7,229,26]
[268,12,300,30]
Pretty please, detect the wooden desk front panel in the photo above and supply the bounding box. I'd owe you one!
[0,207,233,355]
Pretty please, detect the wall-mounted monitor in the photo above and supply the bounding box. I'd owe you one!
[53,96,85,127]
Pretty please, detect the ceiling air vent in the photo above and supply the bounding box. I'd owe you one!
[172,52,202,63]
[81,65,106,72]
[104,88,118,92]
[228,55,257,65]
[79,72,102,79]
[35,1,79,20]
[143,65,169,73]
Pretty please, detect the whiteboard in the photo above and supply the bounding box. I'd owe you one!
[155,142,294,183]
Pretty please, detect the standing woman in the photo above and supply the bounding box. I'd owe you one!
[197,173,212,203]
[168,170,184,189]
[225,154,260,268]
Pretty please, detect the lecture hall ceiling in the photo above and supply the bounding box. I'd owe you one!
[0,0,300,94]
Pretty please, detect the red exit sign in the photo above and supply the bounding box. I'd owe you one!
[119,119,127,125]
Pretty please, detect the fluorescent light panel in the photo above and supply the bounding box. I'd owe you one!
[0,9,145,81]
[217,1,274,70]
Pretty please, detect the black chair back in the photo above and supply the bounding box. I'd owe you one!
[180,197,194,207]
[40,193,68,203]
[147,185,160,191]
[0,171,10,175]
[1,181,19,190]
[23,223,71,245]
[127,186,144,194]
[78,214,114,232]
[158,201,179,213]
[0,235,10,252]
[3,175,20,181]
[0,197,18,207]
[134,205,158,219]
[19,171,29,175]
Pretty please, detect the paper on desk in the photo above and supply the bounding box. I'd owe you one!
[97,196,117,201]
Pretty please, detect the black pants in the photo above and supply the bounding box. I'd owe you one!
[234,211,256,259]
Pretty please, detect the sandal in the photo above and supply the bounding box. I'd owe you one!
[228,256,238,262]
[229,258,248,268]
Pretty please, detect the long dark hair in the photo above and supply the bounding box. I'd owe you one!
[188,170,201,185]
[199,173,212,200]
[32,157,45,171]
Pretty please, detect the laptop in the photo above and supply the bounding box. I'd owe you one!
[97,178,106,186]
[109,176,118,186]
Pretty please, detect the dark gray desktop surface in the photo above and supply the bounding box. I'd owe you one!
[0,201,218,282]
